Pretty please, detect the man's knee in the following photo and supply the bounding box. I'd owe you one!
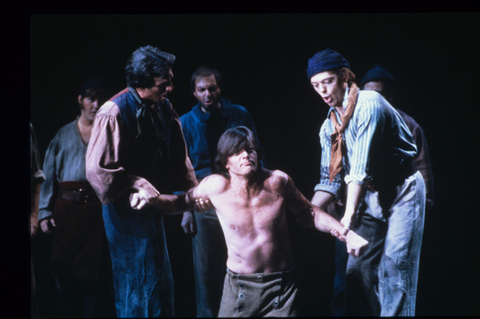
[378,255,408,292]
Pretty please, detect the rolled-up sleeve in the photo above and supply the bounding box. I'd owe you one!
[314,119,342,198]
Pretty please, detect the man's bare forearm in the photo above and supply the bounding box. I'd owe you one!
[312,205,345,234]
[311,190,335,210]
[312,205,368,256]
[153,191,196,215]
[341,182,364,228]
[130,186,212,214]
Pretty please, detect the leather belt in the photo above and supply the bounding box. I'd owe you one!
[58,187,93,203]
[364,159,417,192]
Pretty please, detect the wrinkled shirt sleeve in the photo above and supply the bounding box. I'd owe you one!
[86,102,148,204]
[344,101,380,185]
[38,134,57,222]
[314,117,342,199]
[30,123,45,183]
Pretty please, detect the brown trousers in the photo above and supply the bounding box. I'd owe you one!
[51,181,107,280]
[218,267,300,317]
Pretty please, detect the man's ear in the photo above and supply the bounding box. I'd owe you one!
[78,95,84,109]
[136,87,146,99]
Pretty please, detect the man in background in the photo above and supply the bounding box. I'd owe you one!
[38,78,115,318]
[360,65,433,210]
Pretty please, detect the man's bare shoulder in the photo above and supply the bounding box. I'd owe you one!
[197,174,230,196]
[264,169,290,191]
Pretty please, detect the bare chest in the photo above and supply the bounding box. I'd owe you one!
[213,189,286,236]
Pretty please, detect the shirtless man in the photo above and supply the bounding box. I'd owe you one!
[130,126,368,317]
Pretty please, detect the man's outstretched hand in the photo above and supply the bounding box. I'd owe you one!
[331,227,368,257]
[130,192,149,210]
[130,191,214,213]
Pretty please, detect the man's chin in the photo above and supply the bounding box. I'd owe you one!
[245,165,258,175]
[202,102,221,112]
[237,166,256,175]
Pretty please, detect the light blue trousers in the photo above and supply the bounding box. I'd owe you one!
[346,171,426,316]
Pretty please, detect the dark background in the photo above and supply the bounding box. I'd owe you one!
[28,12,480,317]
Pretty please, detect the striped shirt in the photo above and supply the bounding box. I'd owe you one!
[314,89,417,198]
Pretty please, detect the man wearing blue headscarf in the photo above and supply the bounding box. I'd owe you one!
[307,49,426,316]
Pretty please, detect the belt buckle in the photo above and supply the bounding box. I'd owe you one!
[77,188,88,203]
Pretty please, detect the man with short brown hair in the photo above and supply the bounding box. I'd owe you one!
[38,78,115,318]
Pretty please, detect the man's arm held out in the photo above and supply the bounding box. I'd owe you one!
[130,184,212,214]
[282,172,368,256]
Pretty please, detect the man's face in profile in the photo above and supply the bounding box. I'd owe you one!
[138,69,174,104]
